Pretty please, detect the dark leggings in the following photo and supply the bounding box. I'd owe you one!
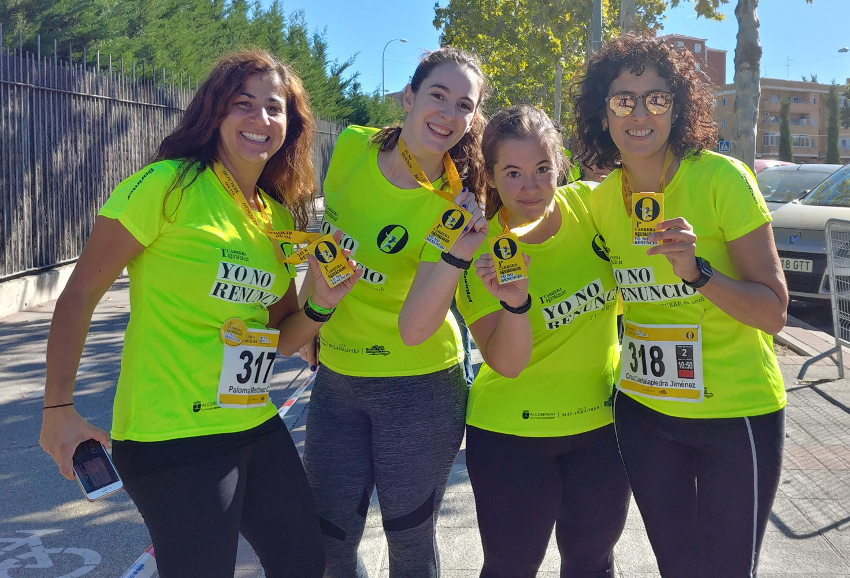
[614,391,785,578]
[112,416,324,578]
[465,424,631,578]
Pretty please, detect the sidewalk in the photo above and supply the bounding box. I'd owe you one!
[2,201,849,575]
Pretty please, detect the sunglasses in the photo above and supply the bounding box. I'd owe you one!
[607,91,675,117]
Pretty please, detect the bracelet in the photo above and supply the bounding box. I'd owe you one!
[43,402,74,410]
[304,299,334,323]
[307,296,335,315]
[500,294,532,314]
[440,251,472,270]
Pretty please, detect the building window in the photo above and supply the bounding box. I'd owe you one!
[792,96,804,103]
[770,94,780,102]
[813,117,817,126]
[677,41,684,48]
[762,132,780,146]
[695,63,701,71]
[721,118,727,127]
[812,138,817,148]
[790,117,808,126]
[764,111,769,117]
[695,43,702,53]
[812,96,817,105]
[766,116,779,124]
[722,97,727,106]
[840,138,850,150]
[792,134,810,148]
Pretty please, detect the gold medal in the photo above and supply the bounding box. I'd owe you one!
[220,318,248,346]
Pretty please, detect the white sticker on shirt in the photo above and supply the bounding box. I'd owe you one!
[209,261,280,306]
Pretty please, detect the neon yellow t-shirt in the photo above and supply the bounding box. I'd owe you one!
[457,185,620,437]
[590,150,785,419]
[99,160,297,442]
[317,126,462,376]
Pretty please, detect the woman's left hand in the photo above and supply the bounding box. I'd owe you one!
[448,188,489,261]
[474,253,532,306]
[646,217,701,282]
[307,245,363,311]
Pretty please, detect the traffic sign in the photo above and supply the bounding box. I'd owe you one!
[718,140,731,152]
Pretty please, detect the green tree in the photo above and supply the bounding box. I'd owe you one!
[826,83,840,164]
[841,85,850,130]
[778,97,792,162]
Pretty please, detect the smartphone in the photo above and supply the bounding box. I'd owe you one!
[72,439,124,501]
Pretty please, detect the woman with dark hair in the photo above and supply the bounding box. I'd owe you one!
[299,47,488,576]
[39,49,361,577]
[443,104,630,578]
[573,35,788,577]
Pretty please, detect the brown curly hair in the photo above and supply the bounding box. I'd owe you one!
[153,49,316,230]
[571,34,717,170]
[481,105,569,220]
[371,47,489,202]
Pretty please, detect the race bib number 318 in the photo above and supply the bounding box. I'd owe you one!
[618,321,703,402]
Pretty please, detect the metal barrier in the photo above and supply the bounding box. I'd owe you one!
[797,218,850,378]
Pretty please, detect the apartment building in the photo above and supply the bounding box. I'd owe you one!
[664,34,726,87]
[715,78,850,163]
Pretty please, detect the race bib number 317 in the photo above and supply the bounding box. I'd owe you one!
[618,321,703,402]
[218,325,279,409]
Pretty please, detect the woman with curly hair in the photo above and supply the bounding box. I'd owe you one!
[572,35,787,577]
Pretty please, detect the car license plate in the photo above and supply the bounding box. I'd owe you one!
[781,258,813,273]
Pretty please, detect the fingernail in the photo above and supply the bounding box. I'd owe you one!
[311,365,317,372]
[461,203,467,209]
[463,226,468,232]
[462,187,468,192]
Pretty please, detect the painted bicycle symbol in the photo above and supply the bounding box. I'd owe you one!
[0,530,101,577]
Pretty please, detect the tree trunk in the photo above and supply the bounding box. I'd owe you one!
[620,0,637,32]
[730,0,761,171]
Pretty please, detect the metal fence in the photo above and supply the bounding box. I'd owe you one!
[0,33,345,281]
[798,218,850,378]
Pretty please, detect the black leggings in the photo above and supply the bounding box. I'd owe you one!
[465,424,631,578]
[112,416,324,578]
[614,391,785,578]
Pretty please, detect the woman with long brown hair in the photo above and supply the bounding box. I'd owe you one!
[39,50,360,577]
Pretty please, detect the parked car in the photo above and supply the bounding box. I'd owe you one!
[754,159,794,174]
[771,163,850,301]
[757,163,842,212]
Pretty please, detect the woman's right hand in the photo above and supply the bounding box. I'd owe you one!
[39,407,111,480]
[474,253,532,307]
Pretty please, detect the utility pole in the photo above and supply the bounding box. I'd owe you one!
[592,0,603,53]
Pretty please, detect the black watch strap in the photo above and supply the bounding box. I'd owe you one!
[500,294,532,314]
[682,257,713,289]
[440,251,472,270]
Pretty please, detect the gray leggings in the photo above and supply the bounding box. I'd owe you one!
[303,364,468,578]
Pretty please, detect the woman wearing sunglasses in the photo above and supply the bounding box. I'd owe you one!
[573,35,787,577]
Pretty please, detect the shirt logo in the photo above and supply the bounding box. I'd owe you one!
[365,345,391,356]
[377,225,409,254]
[614,267,656,287]
[591,234,610,262]
[635,197,662,222]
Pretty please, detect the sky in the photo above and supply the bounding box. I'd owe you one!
[270,0,850,95]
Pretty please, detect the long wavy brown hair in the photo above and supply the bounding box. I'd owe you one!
[481,105,569,220]
[370,47,489,201]
[153,49,316,230]
[571,34,717,171]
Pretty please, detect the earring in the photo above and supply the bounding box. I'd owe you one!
[602,123,608,132]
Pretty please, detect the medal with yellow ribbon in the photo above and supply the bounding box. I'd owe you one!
[212,161,353,286]
[397,137,472,252]
[622,149,674,246]
[488,206,540,284]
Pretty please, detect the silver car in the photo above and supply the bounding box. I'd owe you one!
[757,163,842,212]
[771,163,850,300]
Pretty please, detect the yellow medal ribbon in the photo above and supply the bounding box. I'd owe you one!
[621,148,675,217]
[497,206,546,237]
[212,161,321,264]
[397,137,463,200]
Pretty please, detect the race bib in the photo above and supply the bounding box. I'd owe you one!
[425,202,472,252]
[618,321,703,402]
[218,319,279,409]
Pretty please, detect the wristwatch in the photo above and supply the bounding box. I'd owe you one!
[682,257,713,289]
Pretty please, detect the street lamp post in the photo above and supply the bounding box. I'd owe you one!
[382,38,408,100]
